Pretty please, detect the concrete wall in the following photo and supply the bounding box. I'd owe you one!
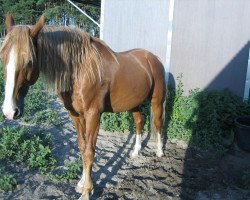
[101,0,250,97]
[101,0,170,63]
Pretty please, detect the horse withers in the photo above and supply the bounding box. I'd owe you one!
[0,13,166,199]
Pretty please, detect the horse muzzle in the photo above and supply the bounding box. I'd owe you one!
[2,106,21,120]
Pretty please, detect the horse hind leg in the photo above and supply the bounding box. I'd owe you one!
[151,92,165,157]
[151,101,164,157]
[131,108,143,158]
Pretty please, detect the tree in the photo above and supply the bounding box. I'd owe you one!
[0,0,100,37]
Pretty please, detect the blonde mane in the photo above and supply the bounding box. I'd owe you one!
[0,26,36,70]
[38,26,103,92]
[0,25,103,92]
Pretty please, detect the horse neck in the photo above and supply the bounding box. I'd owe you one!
[37,31,74,92]
[91,38,119,66]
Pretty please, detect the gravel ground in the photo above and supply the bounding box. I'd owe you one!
[0,100,250,200]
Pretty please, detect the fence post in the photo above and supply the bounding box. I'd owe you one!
[165,0,175,84]
[243,48,250,101]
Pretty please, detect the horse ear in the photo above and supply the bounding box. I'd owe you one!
[30,15,45,38]
[5,12,14,33]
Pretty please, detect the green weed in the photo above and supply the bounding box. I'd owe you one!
[166,75,250,152]
[49,157,82,181]
[0,126,56,172]
[28,109,62,126]
[100,101,150,133]
[0,167,17,192]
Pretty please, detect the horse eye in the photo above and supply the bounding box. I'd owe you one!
[27,61,32,67]
[24,79,30,86]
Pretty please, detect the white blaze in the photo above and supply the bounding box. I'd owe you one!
[2,48,16,120]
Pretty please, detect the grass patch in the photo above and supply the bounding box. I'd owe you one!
[0,126,56,172]
[100,102,150,133]
[0,166,17,192]
[48,157,82,181]
[0,126,57,191]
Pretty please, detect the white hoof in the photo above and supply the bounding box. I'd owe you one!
[131,134,142,158]
[78,194,90,200]
[156,149,164,157]
[76,172,85,193]
[78,189,94,200]
[76,185,83,194]
[131,150,140,158]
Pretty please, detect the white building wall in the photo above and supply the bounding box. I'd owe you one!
[101,0,170,63]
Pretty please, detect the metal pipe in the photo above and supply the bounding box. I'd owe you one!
[243,48,250,101]
[66,0,100,27]
[100,0,105,39]
[165,0,175,83]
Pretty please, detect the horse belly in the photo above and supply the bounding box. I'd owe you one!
[109,71,152,112]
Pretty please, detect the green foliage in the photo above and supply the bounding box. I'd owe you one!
[101,112,134,132]
[166,75,250,152]
[23,79,48,116]
[0,1,100,36]
[100,101,150,133]
[0,126,56,172]
[0,167,17,191]
[49,157,82,181]
[24,108,62,127]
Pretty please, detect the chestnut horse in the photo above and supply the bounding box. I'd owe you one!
[1,13,166,199]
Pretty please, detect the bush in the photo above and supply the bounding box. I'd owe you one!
[166,76,250,152]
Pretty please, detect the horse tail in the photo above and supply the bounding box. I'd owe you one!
[150,105,156,139]
[148,53,166,140]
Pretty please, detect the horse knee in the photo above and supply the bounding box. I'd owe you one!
[83,148,94,164]
[154,119,162,132]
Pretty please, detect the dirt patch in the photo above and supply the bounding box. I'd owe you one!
[0,100,250,200]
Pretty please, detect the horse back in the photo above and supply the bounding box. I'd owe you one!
[105,48,165,112]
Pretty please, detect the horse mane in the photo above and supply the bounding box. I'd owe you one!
[38,26,103,92]
[0,25,116,93]
[0,26,36,70]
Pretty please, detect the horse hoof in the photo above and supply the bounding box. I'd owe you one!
[131,151,139,158]
[78,194,90,200]
[75,185,84,194]
[156,150,164,157]
[77,189,94,200]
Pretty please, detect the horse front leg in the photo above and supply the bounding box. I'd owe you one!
[77,109,100,200]
[70,110,99,199]
[68,114,87,193]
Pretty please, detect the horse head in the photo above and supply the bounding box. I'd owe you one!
[0,12,45,119]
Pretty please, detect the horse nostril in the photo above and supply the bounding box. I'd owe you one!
[14,108,21,118]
